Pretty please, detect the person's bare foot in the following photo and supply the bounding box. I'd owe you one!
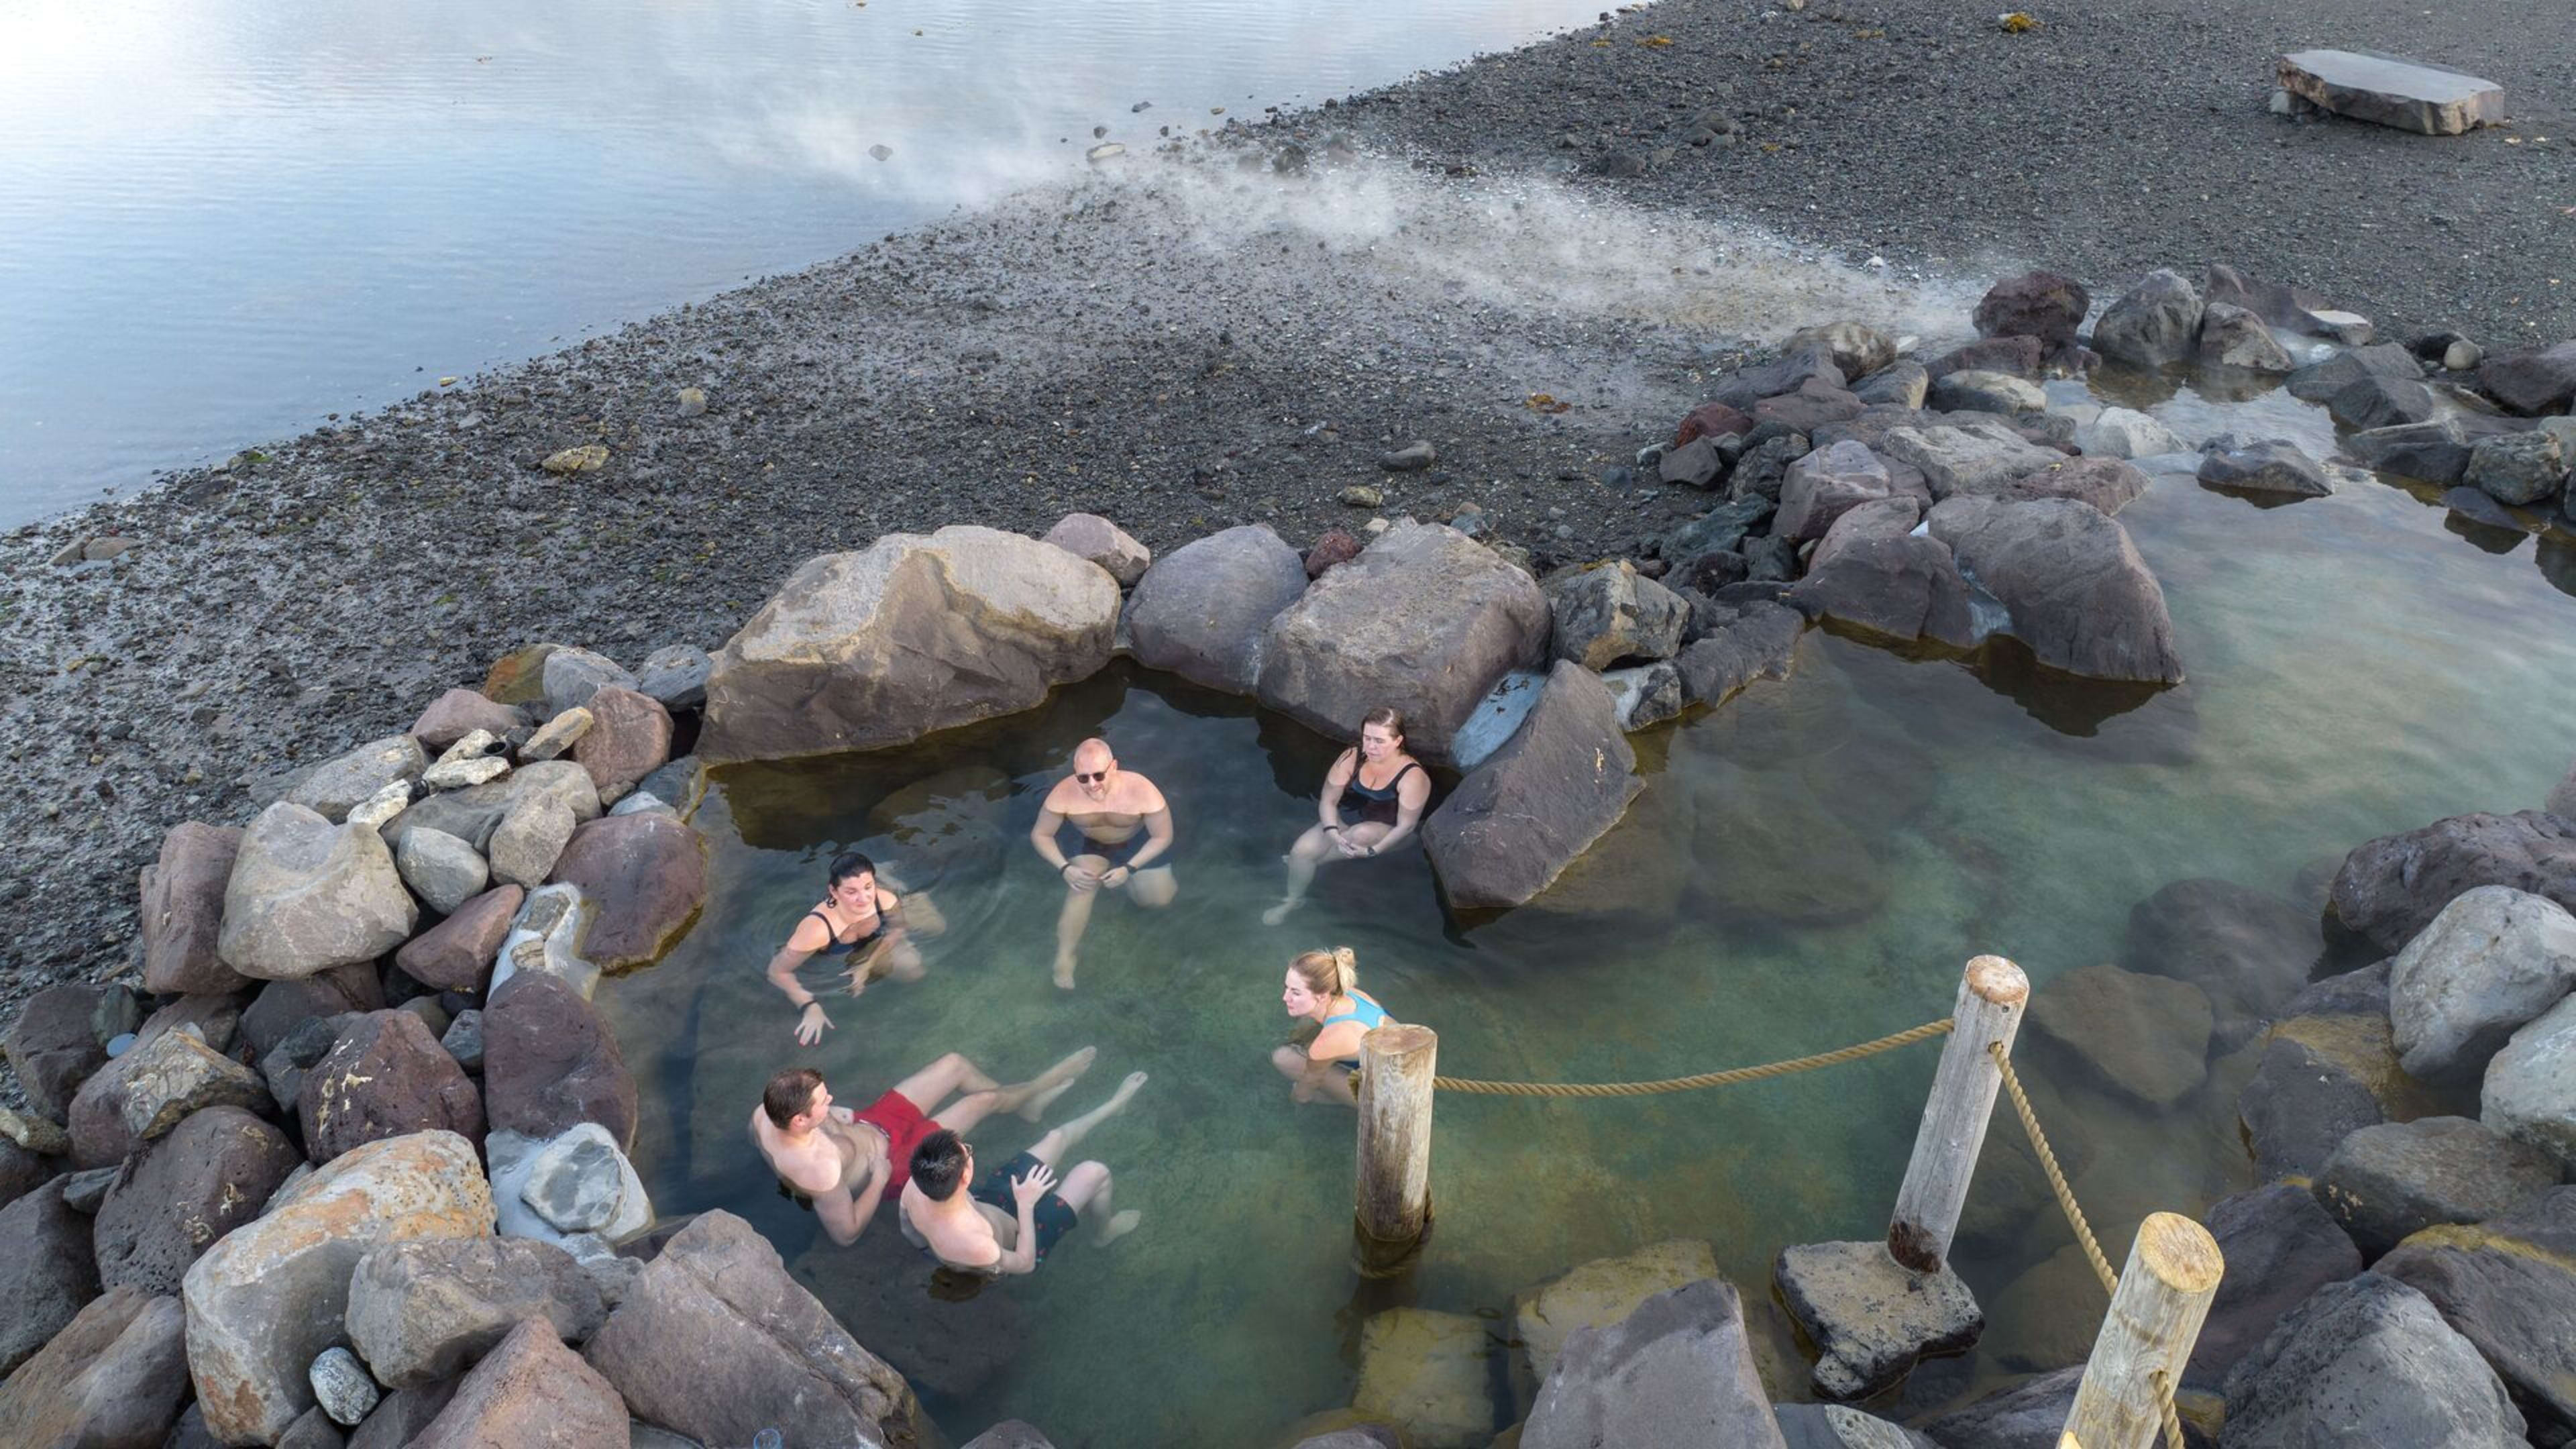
[1260,898,1299,927]
[1052,954,1078,991]
[1101,1070,1148,1114]
[1017,1046,1098,1122]
[1095,1208,1143,1246]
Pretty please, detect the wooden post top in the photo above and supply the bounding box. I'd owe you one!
[2137,1211,2225,1294]
[1363,1023,1437,1056]
[1965,955,2029,1007]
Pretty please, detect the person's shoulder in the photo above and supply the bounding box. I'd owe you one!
[1130,773,1171,809]
[784,909,830,948]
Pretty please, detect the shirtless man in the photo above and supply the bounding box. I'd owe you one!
[900,1070,1148,1275]
[1030,737,1177,989]
[749,1048,1093,1246]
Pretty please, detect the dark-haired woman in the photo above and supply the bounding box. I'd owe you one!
[766,851,929,1045]
[1262,706,1431,926]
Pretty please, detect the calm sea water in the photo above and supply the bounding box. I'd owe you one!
[0,0,1602,523]
[596,376,2576,1447]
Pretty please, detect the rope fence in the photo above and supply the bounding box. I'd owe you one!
[1347,955,2220,1449]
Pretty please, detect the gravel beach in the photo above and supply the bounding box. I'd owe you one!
[3,0,2571,1044]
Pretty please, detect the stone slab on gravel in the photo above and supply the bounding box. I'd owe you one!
[2277,49,2506,136]
[1422,660,1642,911]
[181,1130,494,1446]
[699,524,1119,763]
[2222,1273,2524,1446]
[1774,1240,1980,1401]
[1256,520,1549,766]
[1521,1279,1784,1449]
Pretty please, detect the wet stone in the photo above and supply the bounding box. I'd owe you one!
[1773,1240,1980,1400]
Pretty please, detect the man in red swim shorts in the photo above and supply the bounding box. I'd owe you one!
[751,1046,1095,1246]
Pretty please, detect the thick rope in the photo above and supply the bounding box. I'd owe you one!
[1990,1042,2187,1449]
[1424,1017,1952,1097]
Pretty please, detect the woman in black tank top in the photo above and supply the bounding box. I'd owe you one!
[763,851,930,1044]
[1262,706,1432,926]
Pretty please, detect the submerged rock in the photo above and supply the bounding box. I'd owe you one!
[1522,1279,1784,1449]
[1424,661,1642,910]
[2025,962,2213,1106]
[1774,1240,1980,1400]
[2331,809,2576,955]
[700,525,1120,763]
[1351,1307,1497,1449]
[1510,1238,1719,1405]
[1927,495,2184,684]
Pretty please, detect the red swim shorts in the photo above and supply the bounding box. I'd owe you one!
[852,1089,933,1191]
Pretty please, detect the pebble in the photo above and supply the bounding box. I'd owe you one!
[1378,441,1438,471]
[309,1346,382,1427]
[1340,484,1385,507]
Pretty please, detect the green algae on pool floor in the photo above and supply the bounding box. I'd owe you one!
[596,452,2576,1448]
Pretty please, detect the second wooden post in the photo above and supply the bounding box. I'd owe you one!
[1888,954,2029,1273]
[1355,1023,1438,1255]
[2061,1212,2225,1449]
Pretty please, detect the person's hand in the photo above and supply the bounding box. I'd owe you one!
[1063,862,1102,894]
[1011,1161,1059,1208]
[1102,864,1132,890]
[794,1000,833,1046]
[1336,833,1368,857]
[844,966,871,998]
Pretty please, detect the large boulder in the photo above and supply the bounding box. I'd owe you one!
[2331,810,2576,955]
[2198,301,2296,372]
[2184,1185,2361,1400]
[2288,342,2423,403]
[543,814,706,971]
[181,1131,494,1446]
[1878,423,2066,500]
[2198,439,2334,498]
[1256,521,1550,765]
[482,972,637,1148]
[94,1106,302,1295]
[0,1286,191,1449]
[218,802,418,980]
[584,1211,910,1449]
[1521,1279,1785,1449]
[1995,455,2151,514]
[1510,1238,1719,1405]
[345,1236,606,1389]
[4,981,136,1121]
[410,688,525,753]
[1776,1239,1981,1400]
[1974,270,2090,345]
[287,735,429,822]
[2316,1116,2561,1258]
[2466,429,2567,507]
[141,822,252,994]
[1544,561,1688,669]
[1775,440,1902,544]
[699,525,1120,763]
[2238,967,2446,1181]
[1039,511,1150,586]
[540,647,637,718]
[1926,495,2184,684]
[2221,1273,2525,1446]
[394,884,523,992]
[2025,963,2213,1106]
[2073,407,2186,460]
[0,1178,101,1378]
[1921,1367,2086,1449]
[1127,524,1310,694]
[570,686,672,805]
[2484,991,2576,1171]
[1788,498,1976,648]
[1422,661,1643,910]
[66,1026,270,1169]
[409,1317,629,1449]
[2377,1186,2576,1443]
[2351,417,2475,484]
[2480,339,2576,416]
[1673,600,1803,706]
[2388,885,2576,1081]
[2092,269,2204,370]
[2123,878,2323,1040]
[301,1011,485,1163]
[490,794,578,889]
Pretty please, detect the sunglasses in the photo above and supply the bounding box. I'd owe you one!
[1075,770,1109,784]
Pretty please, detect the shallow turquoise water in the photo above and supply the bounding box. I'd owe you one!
[598,413,2576,1446]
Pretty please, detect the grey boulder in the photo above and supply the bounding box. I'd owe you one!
[2331,809,2576,955]
[286,735,428,822]
[2376,1185,2576,1444]
[1126,524,1310,694]
[1927,495,2185,684]
[2388,884,2576,1081]
[2221,1273,2524,1446]
[1787,498,1976,649]
[2197,301,2295,372]
[394,828,488,916]
[2184,1185,2361,1399]
[1520,1279,1784,1449]
[2466,429,2566,507]
[2092,268,2204,370]
[1544,561,1688,669]
[2483,991,2576,1171]
[2198,439,2333,498]
[1773,1240,1980,1400]
[218,802,418,980]
[1422,661,1642,910]
[2316,1116,2561,1258]
[345,1235,607,1389]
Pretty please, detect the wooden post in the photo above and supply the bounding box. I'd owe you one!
[1354,1024,1438,1253]
[2061,1212,2225,1449]
[1888,955,2028,1273]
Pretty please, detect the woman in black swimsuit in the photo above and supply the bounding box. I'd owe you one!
[765,851,928,1045]
[1263,706,1433,926]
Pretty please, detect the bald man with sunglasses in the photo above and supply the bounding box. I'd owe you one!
[1030,737,1177,989]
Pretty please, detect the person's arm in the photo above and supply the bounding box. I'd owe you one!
[766,920,835,1044]
[1030,804,1077,873]
[1121,804,1175,873]
[1317,749,1357,831]
[816,1157,888,1246]
[1306,1021,1367,1065]
[992,1163,1059,1275]
[1367,767,1434,854]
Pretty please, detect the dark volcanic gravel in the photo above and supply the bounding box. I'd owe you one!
[3,0,2572,1065]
